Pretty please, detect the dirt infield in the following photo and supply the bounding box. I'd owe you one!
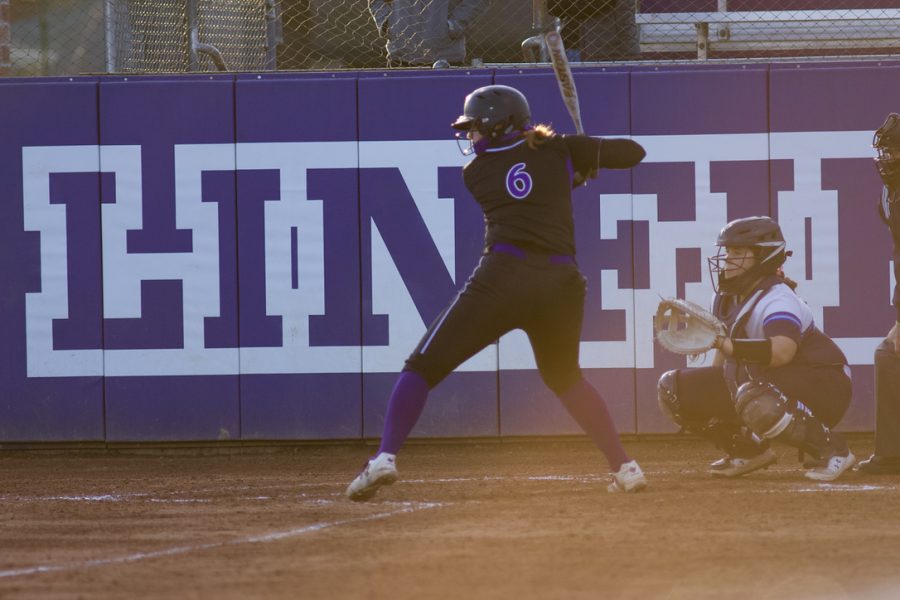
[1,436,899,600]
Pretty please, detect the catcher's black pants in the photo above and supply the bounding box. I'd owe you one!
[675,364,851,429]
[405,248,586,395]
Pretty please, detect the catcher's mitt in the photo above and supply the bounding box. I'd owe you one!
[654,298,726,356]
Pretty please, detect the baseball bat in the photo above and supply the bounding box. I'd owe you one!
[544,30,584,135]
[532,0,584,135]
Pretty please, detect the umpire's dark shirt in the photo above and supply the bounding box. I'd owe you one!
[889,192,900,322]
[462,134,644,256]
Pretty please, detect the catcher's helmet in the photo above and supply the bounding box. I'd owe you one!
[874,112,900,188]
[708,216,788,295]
[451,85,531,139]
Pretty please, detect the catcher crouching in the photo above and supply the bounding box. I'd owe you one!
[655,216,855,481]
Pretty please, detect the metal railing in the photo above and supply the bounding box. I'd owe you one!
[3,0,900,77]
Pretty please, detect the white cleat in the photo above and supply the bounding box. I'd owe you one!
[346,452,399,501]
[607,460,647,493]
[805,451,856,482]
[709,449,778,478]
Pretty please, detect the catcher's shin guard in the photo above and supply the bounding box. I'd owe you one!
[657,369,767,457]
[735,381,845,460]
[657,369,684,427]
[874,340,900,458]
[703,420,769,459]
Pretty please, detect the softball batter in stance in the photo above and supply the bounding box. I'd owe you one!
[657,216,855,481]
[347,84,648,500]
[857,113,900,474]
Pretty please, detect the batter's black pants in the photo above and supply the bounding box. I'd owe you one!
[405,250,587,395]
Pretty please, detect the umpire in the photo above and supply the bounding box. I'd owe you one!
[858,113,900,474]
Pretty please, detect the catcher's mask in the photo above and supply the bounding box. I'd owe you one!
[874,112,900,189]
[708,216,789,295]
[452,85,531,155]
[874,113,900,222]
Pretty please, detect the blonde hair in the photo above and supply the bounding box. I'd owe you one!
[523,124,555,149]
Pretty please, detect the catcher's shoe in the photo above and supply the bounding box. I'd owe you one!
[607,460,647,493]
[805,450,855,482]
[708,449,777,478]
[346,453,398,501]
[855,454,900,475]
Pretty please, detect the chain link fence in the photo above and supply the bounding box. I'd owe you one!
[3,0,900,77]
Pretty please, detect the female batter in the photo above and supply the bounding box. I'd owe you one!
[347,84,648,500]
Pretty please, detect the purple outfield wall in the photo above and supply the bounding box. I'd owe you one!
[0,62,897,442]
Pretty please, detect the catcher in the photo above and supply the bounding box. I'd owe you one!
[655,216,855,481]
[857,112,900,474]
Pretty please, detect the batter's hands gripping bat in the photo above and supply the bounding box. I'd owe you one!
[533,0,584,135]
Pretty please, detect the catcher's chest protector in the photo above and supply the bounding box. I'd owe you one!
[714,275,782,337]
[716,276,783,394]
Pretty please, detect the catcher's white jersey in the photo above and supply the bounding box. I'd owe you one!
[742,283,813,339]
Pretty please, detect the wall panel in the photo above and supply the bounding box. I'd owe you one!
[0,79,104,441]
[0,62,892,442]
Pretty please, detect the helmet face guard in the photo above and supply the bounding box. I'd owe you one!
[707,216,788,295]
[455,131,476,156]
[874,113,900,188]
[707,243,787,295]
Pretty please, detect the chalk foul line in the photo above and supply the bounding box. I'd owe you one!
[0,500,445,579]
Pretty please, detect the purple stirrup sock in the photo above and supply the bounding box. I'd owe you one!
[558,378,630,472]
[378,371,430,455]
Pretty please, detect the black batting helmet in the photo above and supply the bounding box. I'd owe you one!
[451,85,531,139]
[707,216,788,295]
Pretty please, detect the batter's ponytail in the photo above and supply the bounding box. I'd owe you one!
[524,124,555,150]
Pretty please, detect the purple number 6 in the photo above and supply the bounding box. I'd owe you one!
[506,162,532,200]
